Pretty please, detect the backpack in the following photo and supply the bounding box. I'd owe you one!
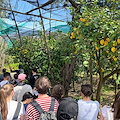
[13,102,21,120]
[31,97,57,120]
[57,97,78,120]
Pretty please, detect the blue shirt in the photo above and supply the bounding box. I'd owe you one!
[78,100,100,120]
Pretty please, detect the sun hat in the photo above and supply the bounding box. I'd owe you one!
[18,73,26,81]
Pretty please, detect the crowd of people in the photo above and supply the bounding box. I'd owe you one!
[0,66,120,120]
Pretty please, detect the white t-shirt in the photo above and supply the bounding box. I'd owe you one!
[101,105,114,120]
[78,100,100,120]
[7,100,25,120]
[0,80,9,87]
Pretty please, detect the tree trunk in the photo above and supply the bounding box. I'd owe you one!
[1,40,6,72]
[61,57,76,96]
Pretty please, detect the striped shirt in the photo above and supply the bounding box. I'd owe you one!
[25,96,59,120]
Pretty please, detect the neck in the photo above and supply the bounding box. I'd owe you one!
[82,97,91,101]
[33,72,36,75]
[38,94,48,98]
[4,79,8,81]
[7,96,12,102]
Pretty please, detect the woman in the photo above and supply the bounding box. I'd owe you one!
[78,84,100,120]
[22,92,33,111]
[51,85,65,103]
[100,91,120,120]
[0,84,25,120]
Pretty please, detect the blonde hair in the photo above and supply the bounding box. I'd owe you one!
[0,84,14,120]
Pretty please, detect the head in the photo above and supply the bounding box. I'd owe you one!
[81,84,93,98]
[3,72,10,81]
[0,84,14,120]
[18,73,26,82]
[112,91,120,119]
[14,74,18,80]
[32,68,37,74]
[52,85,65,103]
[35,76,51,94]
[2,68,6,73]
[22,92,33,104]
[18,64,22,69]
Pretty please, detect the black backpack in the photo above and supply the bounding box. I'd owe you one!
[57,97,78,120]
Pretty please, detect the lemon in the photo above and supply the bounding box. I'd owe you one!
[77,30,79,35]
[71,32,74,36]
[111,47,116,52]
[106,51,109,53]
[102,69,105,72]
[117,38,120,44]
[114,57,117,61]
[100,39,104,45]
[74,50,77,54]
[106,38,110,42]
[96,47,99,50]
[104,41,108,46]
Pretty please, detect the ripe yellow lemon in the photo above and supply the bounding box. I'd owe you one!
[111,47,116,52]
[106,38,110,42]
[100,39,104,45]
[96,47,99,50]
[117,38,120,44]
[114,57,117,61]
[104,41,108,46]
[106,51,109,53]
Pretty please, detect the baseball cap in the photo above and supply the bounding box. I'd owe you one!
[18,73,26,81]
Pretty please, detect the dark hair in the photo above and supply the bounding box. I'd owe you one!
[19,65,22,69]
[14,74,18,79]
[32,68,37,73]
[2,68,6,73]
[35,76,51,94]
[22,92,33,101]
[81,84,93,97]
[3,72,10,78]
[52,85,65,103]
[112,91,120,119]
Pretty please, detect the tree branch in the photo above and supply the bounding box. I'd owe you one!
[103,69,120,82]
[0,6,65,22]
[26,0,56,14]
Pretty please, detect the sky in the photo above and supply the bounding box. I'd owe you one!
[3,0,72,36]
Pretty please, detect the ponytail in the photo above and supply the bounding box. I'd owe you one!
[0,89,8,120]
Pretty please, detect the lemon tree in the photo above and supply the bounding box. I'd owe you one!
[68,0,120,102]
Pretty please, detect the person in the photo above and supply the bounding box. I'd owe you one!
[78,84,100,120]
[100,91,120,120]
[29,68,40,88]
[0,84,25,120]
[51,84,65,103]
[26,76,59,120]
[57,97,78,120]
[9,64,24,75]
[22,92,33,111]
[0,72,10,88]
[0,68,6,82]
[12,73,33,102]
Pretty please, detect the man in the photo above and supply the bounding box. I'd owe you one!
[30,68,40,88]
[9,64,24,75]
[26,76,59,120]
[12,73,33,102]
[0,72,10,87]
[0,68,6,82]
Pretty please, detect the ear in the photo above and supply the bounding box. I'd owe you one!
[81,92,84,97]
[11,90,14,96]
